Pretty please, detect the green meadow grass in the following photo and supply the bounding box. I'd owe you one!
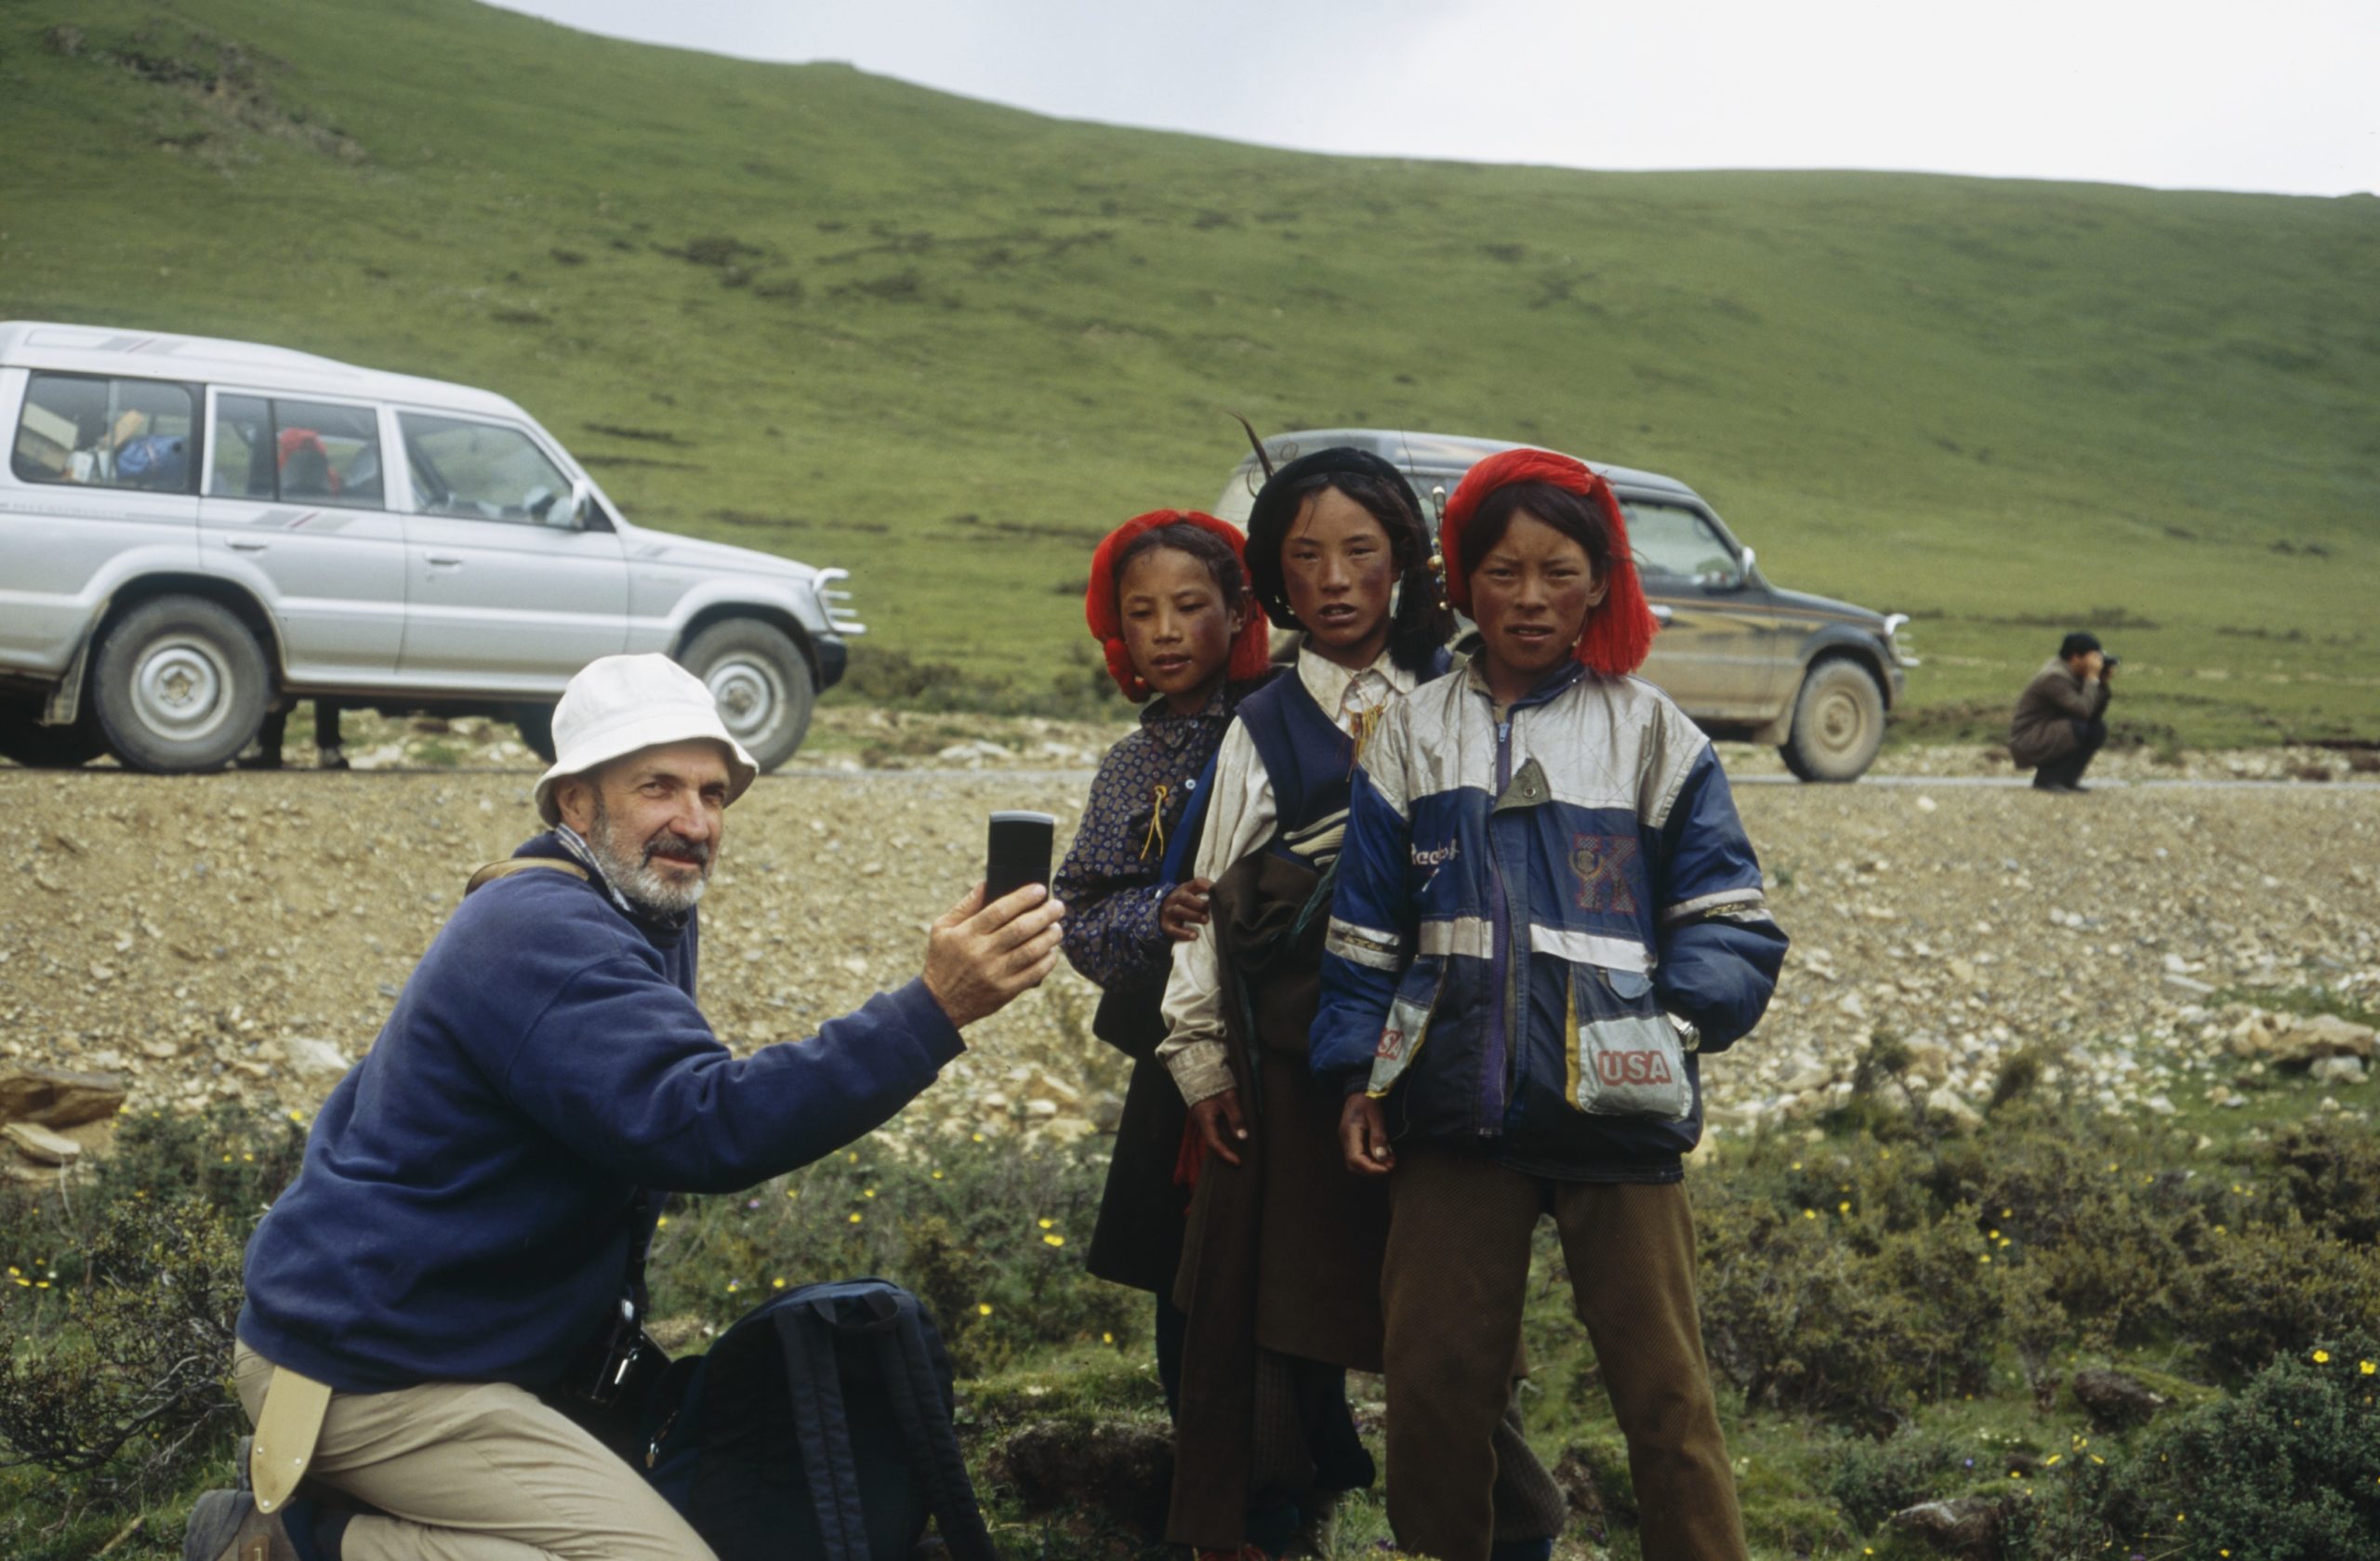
[2,0,2374,745]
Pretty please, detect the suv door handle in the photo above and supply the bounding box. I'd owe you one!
[225,537,269,552]
[425,554,464,567]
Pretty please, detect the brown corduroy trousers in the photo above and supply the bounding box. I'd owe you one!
[1381,1149,1748,1561]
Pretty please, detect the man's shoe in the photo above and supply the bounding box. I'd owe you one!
[314,747,350,772]
[183,1489,299,1561]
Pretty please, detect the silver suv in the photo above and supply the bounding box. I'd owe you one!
[0,322,861,774]
[1217,430,1916,781]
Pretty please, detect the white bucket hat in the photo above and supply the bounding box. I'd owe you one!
[533,654,759,825]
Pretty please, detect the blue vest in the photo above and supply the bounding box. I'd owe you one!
[1236,650,1451,871]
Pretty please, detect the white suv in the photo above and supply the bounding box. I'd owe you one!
[0,322,861,773]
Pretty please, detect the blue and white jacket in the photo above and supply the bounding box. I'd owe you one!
[1311,658,1788,1181]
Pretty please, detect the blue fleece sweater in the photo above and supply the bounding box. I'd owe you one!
[237,835,965,1393]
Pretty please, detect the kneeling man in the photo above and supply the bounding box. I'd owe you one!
[188,655,1064,1561]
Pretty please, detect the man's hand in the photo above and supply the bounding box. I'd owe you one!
[1159,878,1214,941]
[922,882,1065,1029]
[1188,1087,1249,1167]
[2082,649,2106,680]
[1339,1093,1395,1175]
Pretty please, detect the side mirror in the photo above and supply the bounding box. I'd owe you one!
[567,477,592,529]
[1733,546,1757,589]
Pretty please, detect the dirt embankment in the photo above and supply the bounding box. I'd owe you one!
[3,726,2374,1155]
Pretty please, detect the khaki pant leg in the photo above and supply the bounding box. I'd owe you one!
[1381,1150,1541,1561]
[235,1343,717,1561]
[1546,1182,1747,1561]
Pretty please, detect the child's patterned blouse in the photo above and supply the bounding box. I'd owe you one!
[1054,681,1248,991]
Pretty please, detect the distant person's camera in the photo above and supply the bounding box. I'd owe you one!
[2101,654,2121,670]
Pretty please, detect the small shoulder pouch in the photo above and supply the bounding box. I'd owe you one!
[1564,964,1694,1120]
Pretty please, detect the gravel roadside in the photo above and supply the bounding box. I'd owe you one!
[5,724,2374,1153]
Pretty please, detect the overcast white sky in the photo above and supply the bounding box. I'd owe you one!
[484,1,2376,198]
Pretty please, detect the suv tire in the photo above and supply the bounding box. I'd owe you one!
[677,619,813,774]
[91,595,271,774]
[1779,656,1884,783]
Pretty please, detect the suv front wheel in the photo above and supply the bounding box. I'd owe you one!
[1779,656,1885,783]
[91,595,271,774]
[677,619,814,774]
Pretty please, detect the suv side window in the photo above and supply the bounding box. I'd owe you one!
[1624,500,1739,584]
[208,395,387,509]
[399,412,573,524]
[12,373,197,493]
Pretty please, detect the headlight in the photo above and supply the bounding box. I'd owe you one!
[1882,613,1919,668]
[818,567,866,637]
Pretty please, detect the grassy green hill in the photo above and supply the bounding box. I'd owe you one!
[4,0,2375,745]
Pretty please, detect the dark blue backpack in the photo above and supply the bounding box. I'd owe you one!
[642,1278,997,1561]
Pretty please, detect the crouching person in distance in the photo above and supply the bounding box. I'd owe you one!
[1312,450,1789,1561]
[186,654,1065,1561]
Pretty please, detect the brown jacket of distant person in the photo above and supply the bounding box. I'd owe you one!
[2009,648,2112,768]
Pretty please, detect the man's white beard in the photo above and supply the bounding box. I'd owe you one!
[588,800,710,917]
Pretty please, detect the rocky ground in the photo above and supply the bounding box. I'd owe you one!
[4,713,2375,1165]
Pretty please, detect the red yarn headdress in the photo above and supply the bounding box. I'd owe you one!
[1084,509,1273,699]
[1438,448,1659,677]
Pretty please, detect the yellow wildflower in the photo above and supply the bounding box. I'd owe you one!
[1043,1234,1064,1248]
[977,1303,993,1316]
